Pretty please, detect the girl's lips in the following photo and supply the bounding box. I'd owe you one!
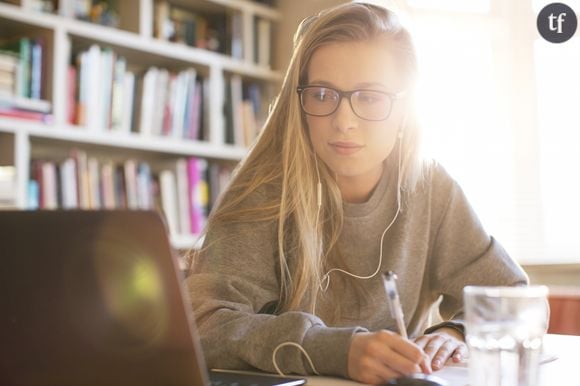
[329,141,363,155]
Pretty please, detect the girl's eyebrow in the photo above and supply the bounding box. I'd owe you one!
[306,80,336,87]
[353,82,388,90]
[307,80,389,90]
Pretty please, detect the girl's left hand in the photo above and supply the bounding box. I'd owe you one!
[414,327,468,371]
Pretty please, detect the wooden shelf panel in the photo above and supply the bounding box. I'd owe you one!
[0,119,247,160]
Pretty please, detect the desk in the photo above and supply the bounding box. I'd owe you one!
[305,334,579,386]
[548,287,580,335]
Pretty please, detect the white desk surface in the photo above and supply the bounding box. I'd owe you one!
[305,334,579,386]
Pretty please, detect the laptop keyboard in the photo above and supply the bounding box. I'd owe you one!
[208,370,306,386]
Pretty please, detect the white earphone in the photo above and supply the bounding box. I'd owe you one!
[272,124,406,376]
[318,127,404,291]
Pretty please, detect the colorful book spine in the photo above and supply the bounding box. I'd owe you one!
[188,157,208,234]
[30,39,43,99]
[159,169,179,236]
[176,158,191,235]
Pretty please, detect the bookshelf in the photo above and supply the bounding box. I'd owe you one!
[0,0,282,249]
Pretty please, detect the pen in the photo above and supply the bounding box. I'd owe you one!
[383,271,408,339]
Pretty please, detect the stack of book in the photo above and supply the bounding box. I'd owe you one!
[70,45,135,132]
[28,151,232,237]
[2,0,57,13]
[224,76,273,147]
[29,149,155,211]
[158,158,232,236]
[68,0,119,27]
[133,67,206,140]
[154,0,228,55]
[28,0,56,13]
[69,44,206,140]
[0,37,52,122]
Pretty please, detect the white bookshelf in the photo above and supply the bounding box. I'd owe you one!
[0,0,282,249]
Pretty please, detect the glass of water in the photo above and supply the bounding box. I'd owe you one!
[464,285,549,386]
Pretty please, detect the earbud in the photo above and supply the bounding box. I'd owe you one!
[314,154,322,208]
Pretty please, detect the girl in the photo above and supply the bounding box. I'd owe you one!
[187,3,527,384]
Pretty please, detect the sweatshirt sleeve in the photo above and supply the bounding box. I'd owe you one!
[186,212,365,377]
[427,164,529,323]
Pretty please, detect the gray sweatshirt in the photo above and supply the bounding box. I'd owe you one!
[186,162,528,377]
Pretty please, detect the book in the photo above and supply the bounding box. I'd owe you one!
[163,3,227,53]
[154,0,172,40]
[0,165,16,203]
[73,0,91,20]
[0,37,31,98]
[100,160,116,209]
[256,18,271,68]
[0,107,50,122]
[136,162,153,209]
[176,158,191,235]
[85,44,103,130]
[241,100,258,147]
[0,71,14,95]
[130,68,144,133]
[109,55,127,131]
[87,157,101,209]
[124,159,138,209]
[152,68,169,136]
[0,50,19,72]
[99,48,115,130]
[185,77,202,140]
[162,73,176,136]
[168,5,199,46]
[30,39,43,99]
[120,70,135,133]
[138,66,159,135]
[228,11,243,59]
[67,66,77,124]
[75,50,88,125]
[171,69,191,138]
[114,164,127,208]
[188,157,208,234]
[71,149,90,209]
[41,161,57,209]
[28,0,56,13]
[0,93,51,113]
[27,179,39,210]
[230,75,244,146]
[159,169,179,236]
[198,77,209,141]
[246,83,265,129]
[223,78,234,144]
[59,158,78,209]
[17,37,31,98]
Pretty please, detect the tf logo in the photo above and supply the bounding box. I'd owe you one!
[537,2,578,43]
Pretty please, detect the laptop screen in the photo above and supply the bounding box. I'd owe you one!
[0,210,209,386]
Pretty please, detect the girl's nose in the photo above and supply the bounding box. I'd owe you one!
[331,97,358,132]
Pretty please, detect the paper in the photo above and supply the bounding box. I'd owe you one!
[444,352,559,368]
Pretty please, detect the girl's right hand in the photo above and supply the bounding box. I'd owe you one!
[347,330,432,385]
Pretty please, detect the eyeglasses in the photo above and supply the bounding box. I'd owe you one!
[296,85,404,121]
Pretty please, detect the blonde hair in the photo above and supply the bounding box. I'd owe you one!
[198,3,424,319]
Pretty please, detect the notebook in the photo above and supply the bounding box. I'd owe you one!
[0,210,306,386]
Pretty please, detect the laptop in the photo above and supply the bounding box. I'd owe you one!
[0,210,306,386]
